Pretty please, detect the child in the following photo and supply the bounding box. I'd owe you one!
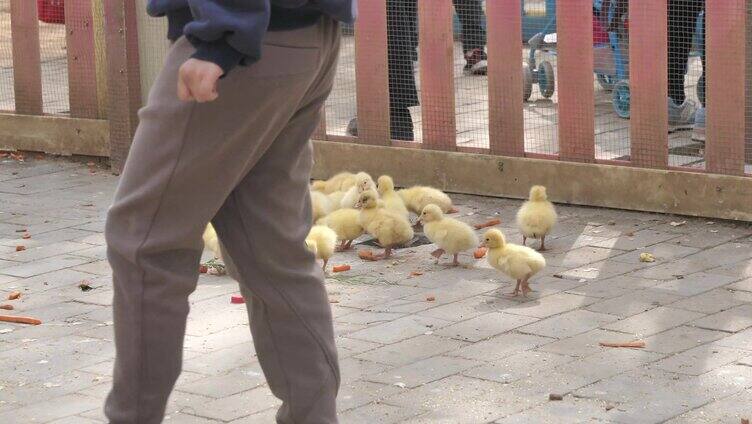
[104,1,355,423]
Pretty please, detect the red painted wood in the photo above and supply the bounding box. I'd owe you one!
[9,0,43,115]
[556,0,594,162]
[706,0,745,175]
[418,0,456,150]
[630,0,668,169]
[487,0,524,156]
[354,0,390,145]
[65,0,99,118]
[104,0,141,173]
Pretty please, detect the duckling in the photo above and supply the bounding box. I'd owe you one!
[312,172,357,194]
[305,225,337,271]
[398,186,454,215]
[377,175,409,219]
[420,204,478,266]
[311,190,336,223]
[317,208,364,251]
[327,191,346,209]
[481,228,546,297]
[516,185,557,251]
[355,189,414,259]
[340,172,376,209]
[202,223,223,261]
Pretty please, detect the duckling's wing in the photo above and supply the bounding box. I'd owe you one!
[508,256,533,278]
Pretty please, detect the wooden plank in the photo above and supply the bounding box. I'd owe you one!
[487,0,524,156]
[706,0,746,175]
[0,113,109,157]
[556,0,594,162]
[629,0,668,168]
[92,0,108,119]
[747,0,752,173]
[9,0,43,115]
[65,0,99,118]
[418,0,456,150]
[104,0,142,173]
[312,140,752,222]
[354,0,390,145]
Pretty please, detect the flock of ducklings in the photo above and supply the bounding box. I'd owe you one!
[202,171,557,297]
[305,172,558,297]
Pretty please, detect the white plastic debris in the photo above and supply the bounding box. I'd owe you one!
[394,382,407,388]
[669,221,687,227]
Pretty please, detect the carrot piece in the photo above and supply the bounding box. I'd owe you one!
[599,341,646,348]
[8,292,21,301]
[426,296,436,302]
[0,304,13,311]
[474,219,501,230]
[15,246,26,252]
[21,234,31,240]
[0,315,41,325]
[358,249,376,261]
[332,265,351,273]
[198,265,208,274]
[473,247,487,259]
[410,271,423,277]
[447,207,459,214]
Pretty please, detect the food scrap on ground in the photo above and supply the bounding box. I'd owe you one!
[198,265,208,274]
[230,295,245,304]
[8,292,21,301]
[474,219,501,230]
[0,315,41,326]
[669,220,686,227]
[21,233,31,240]
[78,281,94,292]
[639,252,656,263]
[410,271,423,277]
[474,247,487,259]
[599,341,646,349]
[358,249,376,261]
[0,305,13,311]
[426,296,436,302]
[15,246,25,252]
[332,265,351,273]
[549,393,563,401]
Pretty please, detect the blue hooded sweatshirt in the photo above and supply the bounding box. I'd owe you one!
[147,0,357,74]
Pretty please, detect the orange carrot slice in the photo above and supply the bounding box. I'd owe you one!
[332,265,351,273]
[0,315,41,325]
[474,219,501,230]
[474,247,487,259]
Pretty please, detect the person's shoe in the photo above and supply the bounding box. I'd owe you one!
[692,106,705,142]
[463,49,488,76]
[668,97,697,129]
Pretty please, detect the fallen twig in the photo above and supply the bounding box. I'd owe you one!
[599,341,646,349]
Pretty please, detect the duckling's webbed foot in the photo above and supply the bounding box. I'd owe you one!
[538,236,547,252]
[504,279,522,297]
[431,248,445,264]
[452,253,460,266]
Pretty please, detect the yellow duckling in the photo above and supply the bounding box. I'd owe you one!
[355,189,414,259]
[420,204,479,266]
[202,223,223,261]
[516,185,557,251]
[305,225,337,271]
[311,190,336,223]
[311,172,359,194]
[316,208,364,251]
[340,172,376,209]
[377,175,409,219]
[481,228,546,297]
[398,186,454,215]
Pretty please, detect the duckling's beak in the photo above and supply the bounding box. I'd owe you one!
[354,201,362,209]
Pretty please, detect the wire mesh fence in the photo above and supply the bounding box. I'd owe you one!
[0,0,750,176]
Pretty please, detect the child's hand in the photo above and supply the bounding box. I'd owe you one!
[178,59,223,103]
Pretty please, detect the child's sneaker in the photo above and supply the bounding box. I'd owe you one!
[668,97,697,129]
[692,106,705,142]
[463,49,488,76]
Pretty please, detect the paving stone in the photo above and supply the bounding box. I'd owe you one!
[544,246,622,268]
[641,326,727,354]
[563,276,649,299]
[591,229,680,251]
[0,240,92,262]
[0,393,101,423]
[536,328,651,358]
[339,402,423,424]
[417,295,518,322]
[502,293,598,319]
[493,397,615,424]
[338,381,405,411]
[348,315,451,344]
[435,312,538,342]
[664,390,752,424]
[186,387,281,422]
[691,304,752,333]
[182,344,257,375]
[0,254,92,278]
[72,260,112,276]
[336,337,382,359]
[48,416,105,424]
[517,309,619,339]
[179,363,266,398]
[586,289,685,318]
[651,272,739,297]
[727,277,752,292]
[573,367,695,404]
[338,358,392,385]
[603,307,705,337]
[608,242,701,264]
[631,258,715,280]
[366,355,480,388]
[464,350,575,384]
[553,348,665,384]
[651,344,749,375]
[226,408,278,423]
[448,331,555,362]
[355,334,468,367]
[669,288,752,314]
[713,327,752,351]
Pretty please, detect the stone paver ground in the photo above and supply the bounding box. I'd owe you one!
[1,157,752,423]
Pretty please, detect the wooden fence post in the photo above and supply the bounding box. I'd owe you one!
[65,0,99,118]
[104,0,141,173]
[9,0,43,115]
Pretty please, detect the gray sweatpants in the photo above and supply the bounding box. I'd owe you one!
[104,18,341,424]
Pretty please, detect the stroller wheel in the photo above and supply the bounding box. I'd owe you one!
[523,63,533,102]
[597,74,615,92]
[538,61,555,98]
[613,80,631,119]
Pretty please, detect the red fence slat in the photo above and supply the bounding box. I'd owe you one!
[418,0,456,150]
[65,0,99,118]
[630,0,668,168]
[9,0,43,115]
[706,0,746,175]
[556,0,594,162]
[354,0,390,145]
[487,0,524,156]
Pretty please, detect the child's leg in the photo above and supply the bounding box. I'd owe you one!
[104,21,336,423]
